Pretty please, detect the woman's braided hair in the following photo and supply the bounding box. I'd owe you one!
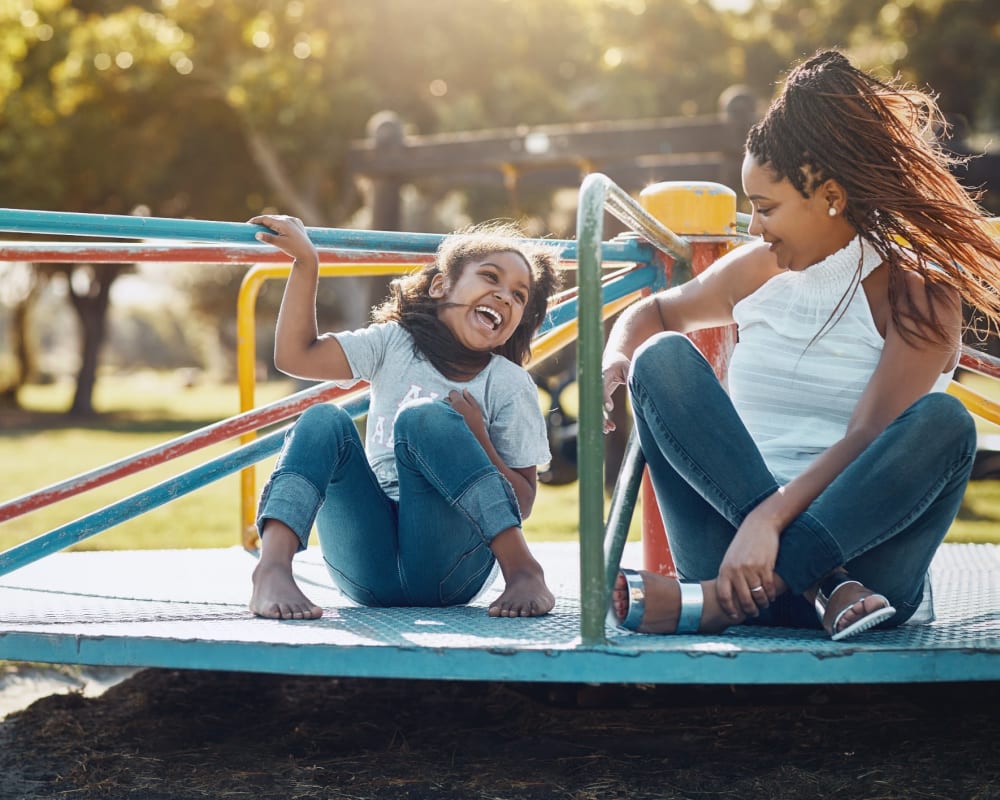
[372,221,562,380]
[746,49,1000,346]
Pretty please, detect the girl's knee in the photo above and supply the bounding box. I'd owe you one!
[297,402,352,432]
[393,397,449,440]
[287,403,358,453]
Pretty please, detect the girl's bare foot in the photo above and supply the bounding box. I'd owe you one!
[487,527,555,617]
[610,570,736,634]
[250,521,322,620]
[488,567,555,617]
[250,560,323,619]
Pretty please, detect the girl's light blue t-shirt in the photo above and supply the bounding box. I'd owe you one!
[332,321,551,499]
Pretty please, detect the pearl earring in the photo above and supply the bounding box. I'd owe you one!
[828,206,838,217]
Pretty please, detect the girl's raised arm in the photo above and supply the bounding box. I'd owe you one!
[249,214,354,382]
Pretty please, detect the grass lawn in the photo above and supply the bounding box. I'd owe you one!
[1,370,997,553]
[0,372,634,552]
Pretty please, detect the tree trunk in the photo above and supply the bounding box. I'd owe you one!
[244,124,373,330]
[0,275,41,410]
[65,264,122,417]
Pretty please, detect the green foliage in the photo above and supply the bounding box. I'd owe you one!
[3,0,1000,408]
[4,0,998,220]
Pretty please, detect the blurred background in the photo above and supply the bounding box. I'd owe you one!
[1,0,999,418]
[1,0,999,553]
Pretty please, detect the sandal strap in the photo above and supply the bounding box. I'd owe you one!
[619,568,646,630]
[814,572,894,639]
[614,570,703,634]
[676,581,703,634]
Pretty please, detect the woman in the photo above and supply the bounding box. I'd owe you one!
[602,50,1000,641]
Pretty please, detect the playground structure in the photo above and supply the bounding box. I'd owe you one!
[0,175,999,685]
[346,87,758,231]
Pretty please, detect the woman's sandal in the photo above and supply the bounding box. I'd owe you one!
[814,572,896,641]
[613,568,703,634]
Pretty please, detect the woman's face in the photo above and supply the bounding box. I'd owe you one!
[741,153,852,270]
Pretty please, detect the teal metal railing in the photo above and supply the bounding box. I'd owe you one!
[0,183,704,646]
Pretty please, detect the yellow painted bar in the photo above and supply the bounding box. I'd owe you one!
[947,380,1000,427]
[237,262,419,548]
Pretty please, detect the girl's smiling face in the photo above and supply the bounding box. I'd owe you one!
[742,153,854,271]
[430,250,532,351]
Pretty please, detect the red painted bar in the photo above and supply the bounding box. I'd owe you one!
[0,242,434,265]
[640,239,735,578]
[0,382,366,522]
[960,345,1000,380]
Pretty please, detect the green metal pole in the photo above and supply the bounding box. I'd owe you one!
[576,174,609,646]
[604,430,645,595]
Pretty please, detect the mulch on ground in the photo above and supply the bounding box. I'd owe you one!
[1,668,998,799]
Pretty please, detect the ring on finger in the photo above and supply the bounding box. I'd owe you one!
[750,586,765,593]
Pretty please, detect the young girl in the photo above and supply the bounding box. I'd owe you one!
[248,216,561,620]
[602,50,1000,641]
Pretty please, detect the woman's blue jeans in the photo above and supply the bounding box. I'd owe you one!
[628,332,977,629]
[256,399,521,607]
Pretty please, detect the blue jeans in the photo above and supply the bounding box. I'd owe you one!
[628,332,977,629]
[256,399,521,607]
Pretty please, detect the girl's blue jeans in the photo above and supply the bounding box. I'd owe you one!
[256,399,521,607]
[628,332,977,629]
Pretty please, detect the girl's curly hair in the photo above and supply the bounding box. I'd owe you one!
[746,49,1000,347]
[372,221,562,380]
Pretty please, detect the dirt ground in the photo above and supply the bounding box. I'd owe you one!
[0,666,998,800]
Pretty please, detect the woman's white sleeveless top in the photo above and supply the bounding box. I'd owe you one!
[727,235,953,484]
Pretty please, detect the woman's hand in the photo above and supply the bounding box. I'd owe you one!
[601,355,630,433]
[716,509,781,619]
[248,214,317,264]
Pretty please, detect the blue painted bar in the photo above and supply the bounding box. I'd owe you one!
[2,632,997,684]
[540,263,660,334]
[0,207,654,263]
[0,396,364,578]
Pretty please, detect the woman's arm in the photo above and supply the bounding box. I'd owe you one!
[601,240,778,428]
[249,214,354,382]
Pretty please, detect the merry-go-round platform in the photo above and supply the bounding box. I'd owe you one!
[1,540,997,686]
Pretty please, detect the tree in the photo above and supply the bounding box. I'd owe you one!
[0,0,262,412]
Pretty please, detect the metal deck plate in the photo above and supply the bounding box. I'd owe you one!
[0,542,997,684]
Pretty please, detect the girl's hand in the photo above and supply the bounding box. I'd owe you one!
[446,389,488,443]
[601,355,630,433]
[716,511,780,620]
[248,214,317,264]
[447,389,538,518]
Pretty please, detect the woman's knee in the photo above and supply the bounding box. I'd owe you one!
[630,332,696,386]
[908,392,977,454]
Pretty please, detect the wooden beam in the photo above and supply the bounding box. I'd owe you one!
[347,114,747,179]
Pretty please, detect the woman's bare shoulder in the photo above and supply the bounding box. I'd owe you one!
[703,239,782,306]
